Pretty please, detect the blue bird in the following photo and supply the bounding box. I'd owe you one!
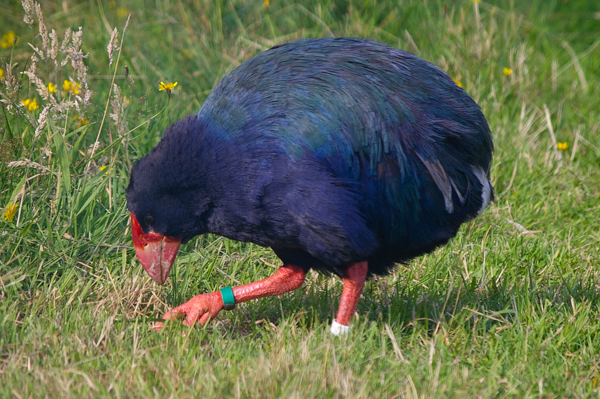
[126,38,493,335]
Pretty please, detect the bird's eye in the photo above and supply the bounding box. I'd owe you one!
[144,214,154,225]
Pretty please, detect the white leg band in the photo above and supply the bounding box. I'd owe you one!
[330,320,351,336]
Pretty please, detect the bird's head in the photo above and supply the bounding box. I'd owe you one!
[127,173,211,284]
[126,116,212,284]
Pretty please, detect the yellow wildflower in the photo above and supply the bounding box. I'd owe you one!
[159,81,178,91]
[0,67,4,79]
[264,0,270,7]
[557,142,568,151]
[100,165,109,175]
[29,98,39,111]
[108,1,116,8]
[472,0,481,2]
[78,116,89,127]
[48,82,57,93]
[503,67,512,76]
[159,81,178,97]
[63,79,81,94]
[117,7,130,18]
[453,78,463,88]
[71,115,89,127]
[5,31,16,43]
[0,31,17,49]
[21,98,39,111]
[3,203,18,222]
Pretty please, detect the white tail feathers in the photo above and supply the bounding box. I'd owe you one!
[416,154,455,213]
[472,166,492,216]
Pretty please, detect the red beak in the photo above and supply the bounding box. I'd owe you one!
[131,212,182,284]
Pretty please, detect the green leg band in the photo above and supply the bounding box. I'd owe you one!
[220,287,236,311]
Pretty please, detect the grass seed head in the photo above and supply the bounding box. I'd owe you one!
[1,62,18,97]
[107,27,119,67]
[35,3,49,58]
[21,0,35,27]
[110,83,128,137]
[49,29,59,64]
[7,158,50,173]
[34,105,50,138]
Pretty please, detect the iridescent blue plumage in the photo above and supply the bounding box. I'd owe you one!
[127,38,493,277]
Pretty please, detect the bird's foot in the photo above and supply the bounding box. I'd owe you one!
[331,261,368,335]
[154,291,223,331]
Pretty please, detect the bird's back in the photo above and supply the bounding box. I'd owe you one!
[194,38,493,276]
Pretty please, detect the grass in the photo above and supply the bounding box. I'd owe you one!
[1,0,599,397]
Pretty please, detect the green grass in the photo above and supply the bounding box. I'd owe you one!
[1,0,600,397]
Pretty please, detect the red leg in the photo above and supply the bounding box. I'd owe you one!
[331,261,368,335]
[232,264,306,301]
[156,264,306,330]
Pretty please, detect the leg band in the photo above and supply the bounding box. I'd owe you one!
[330,320,351,336]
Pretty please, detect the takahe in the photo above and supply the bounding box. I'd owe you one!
[126,38,493,335]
